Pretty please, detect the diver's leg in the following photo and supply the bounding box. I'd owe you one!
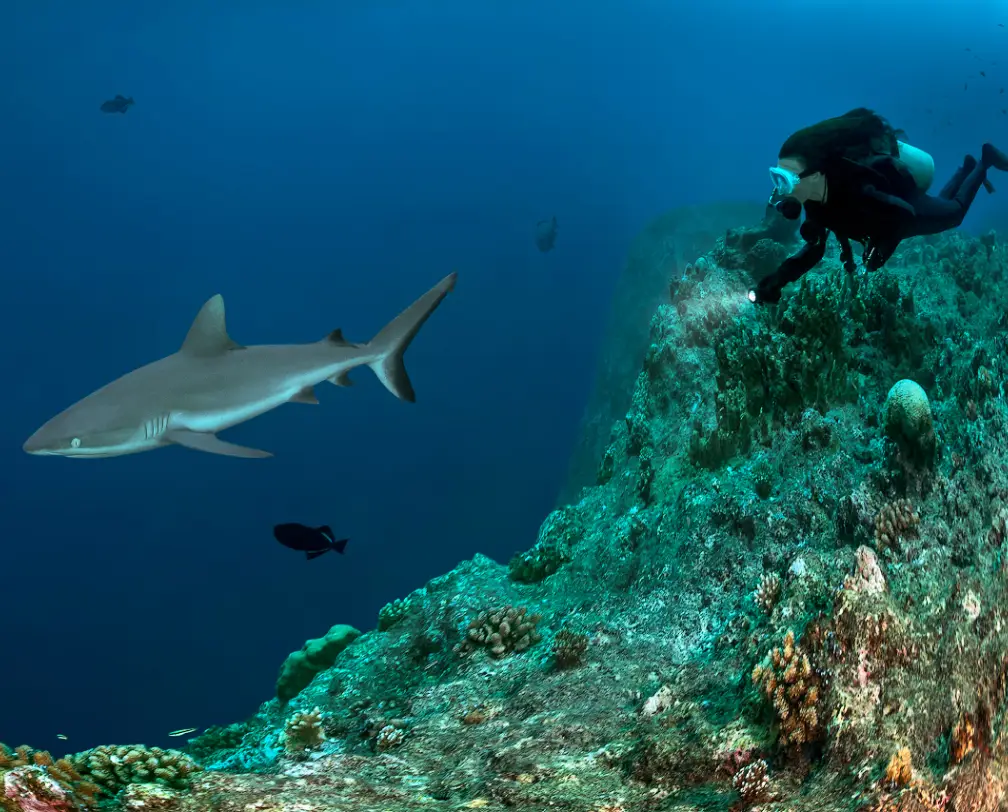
[982,143,1008,171]
[938,155,976,199]
[907,161,988,236]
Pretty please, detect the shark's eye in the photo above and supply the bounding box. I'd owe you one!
[70,437,81,449]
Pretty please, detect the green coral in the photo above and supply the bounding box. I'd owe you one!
[882,379,936,465]
[509,506,579,583]
[70,745,201,792]
[378,596,413,631]
[183,722,248,762]
[276,624,362,702]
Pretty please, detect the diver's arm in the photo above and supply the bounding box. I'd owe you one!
[752,222,827,304]
[862,185,916,219]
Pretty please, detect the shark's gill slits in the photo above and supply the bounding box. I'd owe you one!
[144,413,171,441]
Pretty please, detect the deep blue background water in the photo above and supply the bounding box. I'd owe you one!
[2,0,1006,752]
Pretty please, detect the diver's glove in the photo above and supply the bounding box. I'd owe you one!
[750,275,783,305]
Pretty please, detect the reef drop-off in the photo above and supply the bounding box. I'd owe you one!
[7,207,1008,811]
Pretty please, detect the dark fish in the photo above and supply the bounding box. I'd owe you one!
[965,82,969,90]
[981,71,987,77]
[535,215,558,253]
[1001,87,1004,93]
[273,523,348,560]
[100,94,135,114]
[1000,23,1004,27]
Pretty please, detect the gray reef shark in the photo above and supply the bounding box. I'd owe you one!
[23,274,456,459]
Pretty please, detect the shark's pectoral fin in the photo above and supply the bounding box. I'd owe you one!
[290,386,319,404]
[327,371,354,387]
[165,430,272,458]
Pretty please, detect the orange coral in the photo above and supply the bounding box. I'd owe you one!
[950,713,976,765]
[0,742,101,808]
[752,629,824,748]
[885,747,913,788]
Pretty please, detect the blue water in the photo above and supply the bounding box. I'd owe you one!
[2,0,1006,752]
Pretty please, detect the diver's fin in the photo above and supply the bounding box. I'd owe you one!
[166,430,272,458]
[306,550,328,560]
[332,538,348,554]
[289,386,318,405]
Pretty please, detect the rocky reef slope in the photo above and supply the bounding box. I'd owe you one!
[7,212,1008,812]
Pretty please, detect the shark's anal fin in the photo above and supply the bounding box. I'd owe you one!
[327,371,354,387]
[165,430,272,458]
[181,295,246,357]
[290,386,318,404]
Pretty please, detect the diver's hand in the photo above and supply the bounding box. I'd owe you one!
[751,275,783,305]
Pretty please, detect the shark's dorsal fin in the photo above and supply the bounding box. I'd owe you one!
[324,328,364,348]
[325,328,351,345]
[182,295,245,357]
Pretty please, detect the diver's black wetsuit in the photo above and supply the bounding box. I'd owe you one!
[753,151,992,304]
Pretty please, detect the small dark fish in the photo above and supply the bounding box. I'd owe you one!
[965,82,969,90]
[981,71,987,77]
[535,215,558,253]
[1000,23,1004,27]
[1001,87,1004,93]
[99,94,135,114]
[273,523,348,560]
[1003,108,1007,114]
[966,47,972,51]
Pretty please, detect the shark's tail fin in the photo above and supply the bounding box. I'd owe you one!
[364,273,456,402]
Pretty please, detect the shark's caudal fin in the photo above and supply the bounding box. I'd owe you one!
[329,274,456,402]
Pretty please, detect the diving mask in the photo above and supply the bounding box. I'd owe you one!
[769,166,801,198]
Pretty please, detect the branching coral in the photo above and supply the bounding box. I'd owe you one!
[551,629,589,669]
[0,744,101,808]
[752,629,824,748]
[884,747,912,789]
[69,745,201,793]
[732,758,769,804]
[754,572,781,614]
[284,707,325,754]
[457,606,542,658]
[874,499,920,552]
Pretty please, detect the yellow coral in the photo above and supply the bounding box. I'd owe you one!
[885,747,912,788]
[752,629,824,749]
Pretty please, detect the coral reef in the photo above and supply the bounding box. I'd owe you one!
[275,623,361,702]
[69,745,201,793]
[456,605,542,658]
[283,707,324,755]
[8,212,1008,811]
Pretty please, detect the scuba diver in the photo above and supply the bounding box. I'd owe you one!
[750,107,1008,304]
